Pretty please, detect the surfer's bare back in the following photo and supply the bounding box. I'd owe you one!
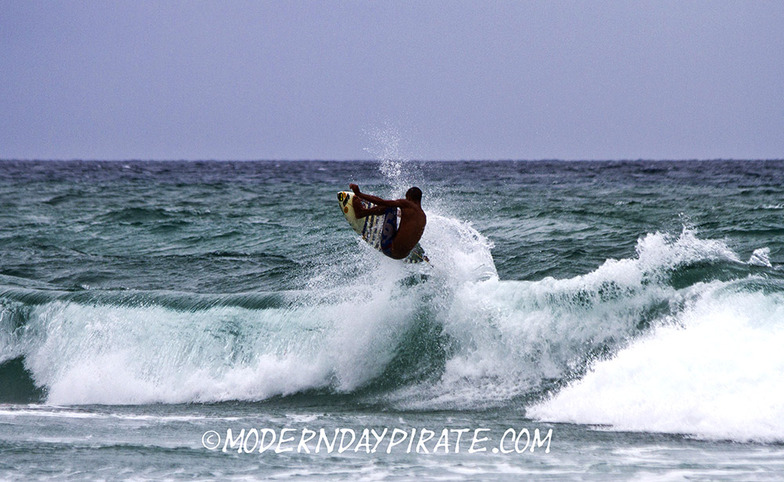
[350,183,426,260]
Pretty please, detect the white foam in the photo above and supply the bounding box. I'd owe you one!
[529,282,784,442]
[748,247,772,267]
[23,281,428,405]
[0,406,236,422]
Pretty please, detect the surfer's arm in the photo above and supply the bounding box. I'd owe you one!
[355,193,401,207]
[349,184,402,208]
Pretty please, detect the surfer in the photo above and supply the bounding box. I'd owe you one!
[349,183,426,260]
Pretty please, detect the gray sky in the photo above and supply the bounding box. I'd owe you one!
[2,1,783,160]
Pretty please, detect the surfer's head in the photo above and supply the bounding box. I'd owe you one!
[406,187,422,204]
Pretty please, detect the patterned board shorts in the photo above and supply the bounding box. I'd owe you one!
[379,207,398,257]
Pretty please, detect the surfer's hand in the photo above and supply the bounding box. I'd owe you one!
[349,184,360,194]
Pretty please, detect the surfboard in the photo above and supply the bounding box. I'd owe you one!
[337,191,427,263]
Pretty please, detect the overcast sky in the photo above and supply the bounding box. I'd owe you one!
[2,1,783,160]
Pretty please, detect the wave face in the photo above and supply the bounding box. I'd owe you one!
[1,160,783,443]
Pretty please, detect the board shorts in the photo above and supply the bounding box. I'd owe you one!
[379,208,398,257]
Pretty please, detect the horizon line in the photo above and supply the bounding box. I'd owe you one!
[2,158,783,163]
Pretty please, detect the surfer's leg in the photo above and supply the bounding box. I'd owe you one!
[352,196,387,218]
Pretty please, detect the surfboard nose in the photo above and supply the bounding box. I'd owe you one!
[337,191,350,206]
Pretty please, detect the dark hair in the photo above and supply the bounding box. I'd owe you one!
[406,187,422,203]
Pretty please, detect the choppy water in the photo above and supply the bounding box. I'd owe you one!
[1,159,783,479]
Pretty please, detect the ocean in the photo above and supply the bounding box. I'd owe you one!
[1,159,783,480]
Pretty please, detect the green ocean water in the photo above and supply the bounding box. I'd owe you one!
[1,159,784,479]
